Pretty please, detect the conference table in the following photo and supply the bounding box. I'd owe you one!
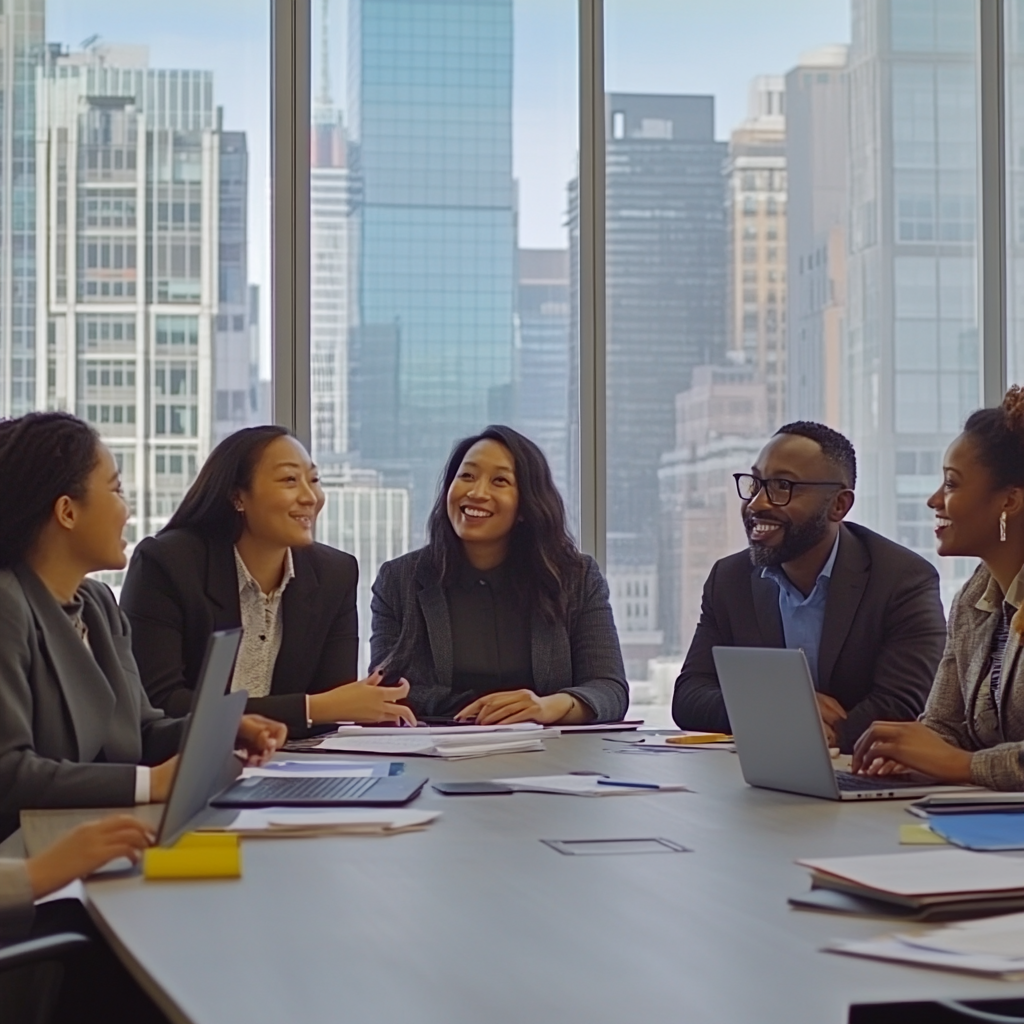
[74,734,1024,1024]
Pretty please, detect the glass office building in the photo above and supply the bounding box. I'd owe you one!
[347,0,516,529]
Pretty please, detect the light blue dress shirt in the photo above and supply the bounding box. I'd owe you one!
[760,531,841,688]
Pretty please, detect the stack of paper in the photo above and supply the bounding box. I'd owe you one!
[493,774,690,796]
[796,849,1024,915]
[201,808,441,838]
[314,725,552,759]
[829,911,1024,979]
[241,760,404,779]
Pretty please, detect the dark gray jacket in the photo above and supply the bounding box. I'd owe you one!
[0,565,185,841]
[370,548,629,722]
[673,522,947,752]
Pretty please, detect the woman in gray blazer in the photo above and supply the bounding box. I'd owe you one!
[853,387,1024,789]
[371,425,628,724]
[0,413,284,842]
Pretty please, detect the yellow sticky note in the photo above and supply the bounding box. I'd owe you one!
[899,823,948,846]
[144,832,242,879]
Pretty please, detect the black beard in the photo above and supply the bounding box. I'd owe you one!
[745,503,831,567]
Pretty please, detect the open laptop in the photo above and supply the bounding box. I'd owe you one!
[712,646,972,801]
[157,630,426,846]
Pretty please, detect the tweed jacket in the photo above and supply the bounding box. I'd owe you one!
[0,860,32,942]
[673,522,947,752]
[121,529,359,735]
[0,565,185,842]
[370,548,629,722]
[923,563,1024,791]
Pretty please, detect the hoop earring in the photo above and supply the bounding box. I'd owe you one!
[1000,511,1008,543]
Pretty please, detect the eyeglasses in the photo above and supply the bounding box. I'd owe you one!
[733,473,846,507]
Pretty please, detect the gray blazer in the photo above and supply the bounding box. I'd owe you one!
[0,565,185,841]
[0,860,32,943]
[370,549,629,722]
[924,564,1024,791]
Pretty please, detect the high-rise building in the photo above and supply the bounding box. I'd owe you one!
[35,44,252,557]
[0,0,44,418]
[845,0,978,596]
[599,93,728,656]
[785,45,848,426]
[658,362,768,655]
[726,76,787,427]
[347,0,515,531]
[317,466,410,672]
[514,248,571,499]
[310,0,352,466]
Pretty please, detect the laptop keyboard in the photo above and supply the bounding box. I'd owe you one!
[835,770,926,791]
[238,776,379,802]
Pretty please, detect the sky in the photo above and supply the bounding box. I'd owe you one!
[45,0,853,372]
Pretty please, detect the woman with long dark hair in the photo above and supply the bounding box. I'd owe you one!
[121,426,414,733]
[853,387,1024,789]
[0,413,282,843]
[371,425,628,724]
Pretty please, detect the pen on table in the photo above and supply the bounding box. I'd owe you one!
[595,779,662,790]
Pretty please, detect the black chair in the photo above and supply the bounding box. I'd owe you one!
[0,931,91,1024]
[851,1000,1024,1023]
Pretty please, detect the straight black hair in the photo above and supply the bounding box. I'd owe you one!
[425,424,582,625]
[163,425,293,542]
[0,412,101,569]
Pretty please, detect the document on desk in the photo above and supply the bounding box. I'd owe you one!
[493,774,691,796]
[828,911,1024,978]
[314,730,550,759]
[333,723,547,737]
[203,808,441,837]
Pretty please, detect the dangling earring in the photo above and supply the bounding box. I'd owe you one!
[1000,511,1008,543]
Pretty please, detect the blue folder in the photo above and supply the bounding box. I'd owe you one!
[928,812,1024,851]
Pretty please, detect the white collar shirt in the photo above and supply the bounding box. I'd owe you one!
[231,546,295,699]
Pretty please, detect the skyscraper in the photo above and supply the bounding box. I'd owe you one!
[725,76,787,427]
[0,0,44,418]
[514,248,571,499]
[347,0,515,529]
[35,43,253,557]
[785,45,848,426]
[601,93,727,657]
[845,0,978,592]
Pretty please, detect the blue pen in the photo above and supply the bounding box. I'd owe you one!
[596,779,661,790]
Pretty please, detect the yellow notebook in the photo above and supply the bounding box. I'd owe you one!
[665,732,733,745]
[144,832,242,880]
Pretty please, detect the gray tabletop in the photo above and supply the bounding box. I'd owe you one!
[80,735,1024,1024]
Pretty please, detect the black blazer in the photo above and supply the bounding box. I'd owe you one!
[0,565,185,841]
[370,548,629,722]
[120,529,359,735]
[672,522,947,752]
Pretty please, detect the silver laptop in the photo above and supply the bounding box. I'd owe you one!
[713,646,970,801]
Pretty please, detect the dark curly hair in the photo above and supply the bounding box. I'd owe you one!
[961,386,1024,490]
[163,425,293,542]
[775,420,858,489]
[0,412,101,568]
[425,424,582,625]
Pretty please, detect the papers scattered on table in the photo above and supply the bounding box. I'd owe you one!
[899,823,947,846]
[492,774,691,796]
[314,729,552,759]
[241,760,403,779]
[607,735,735,753]
[828,911,1024,979]
[203,808,441,838]
[333,723,546,737]
[797,849,1024,910]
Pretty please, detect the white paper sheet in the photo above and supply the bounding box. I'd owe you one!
[494,774,691,796]
[828,936,1024,979]
[218,808,441,832]
[314,733,546,758]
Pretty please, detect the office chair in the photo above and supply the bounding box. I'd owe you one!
[0,932,90,1024]
[851,1000,1024,1023]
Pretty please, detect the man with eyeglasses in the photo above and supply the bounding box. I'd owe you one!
[672,421,946,752]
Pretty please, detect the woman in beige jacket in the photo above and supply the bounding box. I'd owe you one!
[853,387,1024,789]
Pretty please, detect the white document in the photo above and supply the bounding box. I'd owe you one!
[828,936,1024,980]
[897,911,1024,959]
[797,849,1024,897]
[333,723,547,737]
[241,761,378,779]
[216,808,441,834]
[315,732,546,759]
[494,774,691,796]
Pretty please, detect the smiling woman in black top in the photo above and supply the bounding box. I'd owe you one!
[371,425,629,725]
